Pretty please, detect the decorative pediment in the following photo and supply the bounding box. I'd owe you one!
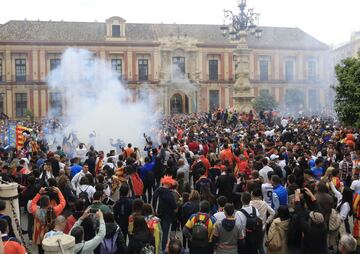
[105,16,126,40]
[158,36,199,51]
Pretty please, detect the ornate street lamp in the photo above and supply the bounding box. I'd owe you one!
[220,0,262,113]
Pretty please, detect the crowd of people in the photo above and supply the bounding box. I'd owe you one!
[0,109,359,254]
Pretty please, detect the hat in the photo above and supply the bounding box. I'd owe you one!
[270,154,279,161]
[161,175,174,186]
[309,211,324,224]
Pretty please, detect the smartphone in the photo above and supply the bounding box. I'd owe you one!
[89,208,98,214]
[45,187,52,192]
[300,188,306,194]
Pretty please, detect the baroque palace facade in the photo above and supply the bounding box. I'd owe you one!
[0,16,331,119]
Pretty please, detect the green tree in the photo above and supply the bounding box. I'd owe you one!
[334,53,360,127]
[252,92,278,112]
[24,109,34,121]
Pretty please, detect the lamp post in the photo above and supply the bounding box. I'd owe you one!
[221,0,262,113]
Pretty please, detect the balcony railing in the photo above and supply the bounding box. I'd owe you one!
[12,75,32,83]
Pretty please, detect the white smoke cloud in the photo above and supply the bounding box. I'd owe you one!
[47,48,160,152]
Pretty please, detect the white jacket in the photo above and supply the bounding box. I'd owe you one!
[71,217,106,254]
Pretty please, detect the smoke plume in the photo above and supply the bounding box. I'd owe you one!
[47,48,159,151]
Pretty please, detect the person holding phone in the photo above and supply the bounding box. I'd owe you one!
[30,186,66,254]
[70,209,106,254]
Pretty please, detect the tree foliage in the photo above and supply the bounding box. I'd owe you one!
[24,109,34,121]
[334,53,360,127]
[252,92,278,112]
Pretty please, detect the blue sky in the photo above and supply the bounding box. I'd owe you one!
[1,0,359,46]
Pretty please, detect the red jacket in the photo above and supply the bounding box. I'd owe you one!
[63,215,77,234]
[199,155,211,176]
[30,191,66,245]
[220,148,234,165]
[2,236,26,254]
[188,141,199,153]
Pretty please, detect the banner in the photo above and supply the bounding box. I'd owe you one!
[15,125,32,150]
[8,124,16,148]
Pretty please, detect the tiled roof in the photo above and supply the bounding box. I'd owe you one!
[0,20,329,50]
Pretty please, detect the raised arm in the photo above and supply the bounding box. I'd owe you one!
[53,187,66,215]
[329,181,342,205]
[30,192,42,214]
[82,211,106,251]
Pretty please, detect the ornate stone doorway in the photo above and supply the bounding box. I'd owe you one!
[170,93,189,114]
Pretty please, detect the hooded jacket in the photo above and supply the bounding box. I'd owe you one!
[127,231,155,254]
[99,223,126,254]
[152,187,177,221]
[295,201,328,254]
[72,217,106,254]
[267,218,289,254]
[213,218,242,254]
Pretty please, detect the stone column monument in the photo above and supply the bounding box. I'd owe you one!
[233,30,254,113]
[0,182,21,239]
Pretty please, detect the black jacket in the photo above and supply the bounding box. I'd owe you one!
[152,187,177,222]
[113,196,133,232]
[100,223,126,254]
[85,157,96,175]
[216,173,236,201]
[295,201,328,254]
[128,231,154,254]
[60,185,76,208]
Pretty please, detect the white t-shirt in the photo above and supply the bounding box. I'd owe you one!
[71,171,86,190]
[76,184,96,200]
[214,211,226,222]
[235,205,260,237]
[259,166,274,182]
[59,162,65,171]
[262,183,274,206]
[76,147,87,163]
[281,119,288,128]
[351,180,360,193]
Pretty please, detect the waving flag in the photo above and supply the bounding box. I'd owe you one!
[15,125,32,150]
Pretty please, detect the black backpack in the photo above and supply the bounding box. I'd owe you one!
[191,214,210,247]
[78,186,90,206]
[239,207,263,246]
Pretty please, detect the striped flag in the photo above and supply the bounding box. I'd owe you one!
[15,125,32,150]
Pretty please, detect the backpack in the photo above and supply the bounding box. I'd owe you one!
[266,224,282,251]
[191,214,210,247]
[78,186,90,206]
[130,173,144,197]
[146,215,160,234]
[100,227,120,254]
[239,207,263,246]
[141,244,155,254]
